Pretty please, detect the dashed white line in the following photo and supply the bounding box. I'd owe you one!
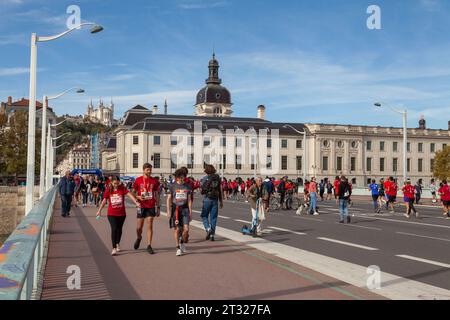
[335,223,382,231]
[396,255,450,269]
[293,216,324,222]
[317,237,379,251]
[235,219,252,224]
[268,226,306,236]
[396,232,450,243]
[220,216,231,220]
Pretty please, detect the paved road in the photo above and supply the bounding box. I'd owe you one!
[40,198,383,300]
[189,195,450,297]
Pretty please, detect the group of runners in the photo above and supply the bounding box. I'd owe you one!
[96,163,223,257]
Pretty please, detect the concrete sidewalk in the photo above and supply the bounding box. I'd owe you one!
[40,198,384,300]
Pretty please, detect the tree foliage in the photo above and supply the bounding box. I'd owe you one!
[0,111,41,179]
[433,146,450,181]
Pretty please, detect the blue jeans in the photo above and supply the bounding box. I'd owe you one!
[310,192,317,213]
[339,199,349,221]
[201,198,219,235]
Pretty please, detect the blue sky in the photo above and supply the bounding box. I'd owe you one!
[1,0,450,129]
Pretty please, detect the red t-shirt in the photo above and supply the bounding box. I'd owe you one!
[387,181,398,196]
[438,185,450,201]
[402,185,415,199]
[333,180,340,192]
[104,186,129,216]
[133,176,160,208]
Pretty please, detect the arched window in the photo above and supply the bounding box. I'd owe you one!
[213,106,222,116]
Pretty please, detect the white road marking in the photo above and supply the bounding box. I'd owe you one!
[396,232,450,243]
[293,216,324,222]
[335,223,382,231]
[317,237,379,251]
[396,255,450,269]
[235,219,252,224]
[268,226,306,236]
[220,216,231,220]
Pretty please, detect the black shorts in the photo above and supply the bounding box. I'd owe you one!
[443,200,450,206]
[137,208,157,219]
[170,206,190,229]
[372,195,379,202]
[387,195,396,203]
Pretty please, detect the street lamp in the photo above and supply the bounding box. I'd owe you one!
[39,87,84,198]
[283,124,307,182]
[374,102,408,184]
[26,23,103,215]
[45,119,69,191]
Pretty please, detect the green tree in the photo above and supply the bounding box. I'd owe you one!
[433,146,450,181]
[0,111,41,183]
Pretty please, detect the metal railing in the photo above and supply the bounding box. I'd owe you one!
[0,184,58,300]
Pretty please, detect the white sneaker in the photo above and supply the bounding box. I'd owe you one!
[176,248,183,256]
[313,212,319,216]
[180,243,186,253]
[296,208,302,215]
[111,248,117,256]
[415,212,419,218]
[116,245,121,252]
[404,213,410,218]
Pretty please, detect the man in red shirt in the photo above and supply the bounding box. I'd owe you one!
[402,179,418,218]
[438,180,450,218]
[386,177,398,213]
[133,163,160,254]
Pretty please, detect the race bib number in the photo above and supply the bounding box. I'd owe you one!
[175,190,187,201]
[141,191,153,200]
[110,194,123,208]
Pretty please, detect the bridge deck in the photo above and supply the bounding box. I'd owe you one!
[40,197,382,300]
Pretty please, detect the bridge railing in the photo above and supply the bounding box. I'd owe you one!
[0,185,58,300]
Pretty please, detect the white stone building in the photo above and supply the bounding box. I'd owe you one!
[105,55,450,186]
[84,98,114,127]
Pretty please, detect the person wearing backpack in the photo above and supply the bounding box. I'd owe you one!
[200,165,223,241]
[338,176,352,223]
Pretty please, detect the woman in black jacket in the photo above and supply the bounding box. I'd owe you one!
[338,176,352,224]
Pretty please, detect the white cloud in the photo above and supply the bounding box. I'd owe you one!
[178,0,230,10]
[0,67,29,76]
[106,74,138,81]
[420,0,441,12]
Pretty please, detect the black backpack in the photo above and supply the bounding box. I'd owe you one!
[202,174,221,199]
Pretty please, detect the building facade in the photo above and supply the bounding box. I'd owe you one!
[1,96,57,135]
[105,55,450,186]
[56,144,91,174]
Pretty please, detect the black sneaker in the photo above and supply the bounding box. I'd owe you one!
[210,235,215,241]
[339,220,344,224]
[205,230,211,241]
[147,245,154,254]
[134,238,142,250]
[347,216,351,223]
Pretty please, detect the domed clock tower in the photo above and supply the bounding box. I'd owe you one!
[195,53,233,117]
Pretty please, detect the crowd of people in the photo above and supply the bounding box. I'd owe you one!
[58,167,450,257]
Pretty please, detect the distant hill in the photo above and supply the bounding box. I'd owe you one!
[55,117,116,164]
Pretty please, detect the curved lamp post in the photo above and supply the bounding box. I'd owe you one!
[26,23,102,214]
[374,102,408,185]
[40,88,84,197]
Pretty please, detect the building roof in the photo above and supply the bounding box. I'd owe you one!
[106,137,117,149]
[6,98,53,111]
[126,115,305,135]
